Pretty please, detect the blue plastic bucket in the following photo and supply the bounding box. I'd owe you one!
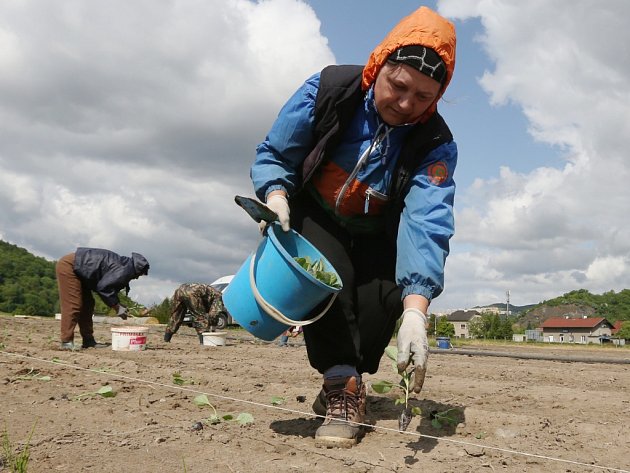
[436,337,451,349]
[223,223,343,341]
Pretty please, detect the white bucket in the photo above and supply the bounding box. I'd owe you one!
[111,327,149,351]
[202,331,227,347]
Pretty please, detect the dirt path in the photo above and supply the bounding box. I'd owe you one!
[1,316,629,473]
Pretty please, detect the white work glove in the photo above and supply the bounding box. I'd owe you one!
[396,308,429,394]
[261,194,290,232]
[116,304,128,320]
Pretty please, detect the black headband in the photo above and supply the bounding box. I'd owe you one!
[388,45,446,84]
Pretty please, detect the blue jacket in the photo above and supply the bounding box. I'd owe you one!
[251,73,456,301]
[73,247,150,307]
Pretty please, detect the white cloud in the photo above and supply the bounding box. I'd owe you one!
[3,0,629,315]
[434,0,630,310]
[0,0,334,305]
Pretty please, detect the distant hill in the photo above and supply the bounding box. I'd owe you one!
[516,289,630,329]
[473,289,630,330]
[473,302,536,315]
[0,240,141,316]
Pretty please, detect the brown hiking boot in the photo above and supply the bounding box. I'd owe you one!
[311,387,327,417]
[314,376,366,448]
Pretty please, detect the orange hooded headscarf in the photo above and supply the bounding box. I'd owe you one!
[362,6,456,123]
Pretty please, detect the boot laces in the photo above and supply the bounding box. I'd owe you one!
[326,387,360,421]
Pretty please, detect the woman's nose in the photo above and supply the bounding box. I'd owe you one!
[397,94,414,111]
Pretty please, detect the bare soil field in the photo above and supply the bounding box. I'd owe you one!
[1,315,629,473]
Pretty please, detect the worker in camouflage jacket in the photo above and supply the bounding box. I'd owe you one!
[163,283,227,344]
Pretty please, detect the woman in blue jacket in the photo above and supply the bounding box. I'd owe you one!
[251,6,457,447]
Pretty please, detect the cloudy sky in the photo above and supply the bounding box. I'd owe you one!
[1,0,628,313]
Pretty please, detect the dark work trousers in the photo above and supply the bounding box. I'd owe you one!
[56,253,95,343]
[290,192,403,375]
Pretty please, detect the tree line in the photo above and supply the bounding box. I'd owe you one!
[2,239,629,333]
[426,312,516,339]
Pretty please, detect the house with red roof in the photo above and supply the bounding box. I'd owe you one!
[611,320,623,336]
[540,317,615,345]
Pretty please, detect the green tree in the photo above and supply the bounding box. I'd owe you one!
[467,313,514,339]
[436,317,455,337]
[616,322,630,340]
[468,317,485,339]
[147,298,172,324]
[500,316,515,339]
[487,313,501,338]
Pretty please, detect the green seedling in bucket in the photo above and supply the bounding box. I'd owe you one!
[372,346,421,432]
[193,394,254,426]
[294,256,341,289]
[75,385,116,400]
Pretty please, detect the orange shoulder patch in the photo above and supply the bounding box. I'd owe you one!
[427,162,448,185]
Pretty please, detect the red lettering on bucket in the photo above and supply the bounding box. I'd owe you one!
[129,336,147,345]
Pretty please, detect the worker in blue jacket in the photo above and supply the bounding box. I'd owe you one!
[250,6,457,447]
[56,247,150,350]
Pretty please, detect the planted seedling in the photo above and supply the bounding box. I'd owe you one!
[372,346,421,432]
[12,368,51,382]
[293,256,341,289]
[430,408,459,429]
[193,394,254,426]
[172,372,195,386]
[75,385,116,400]
[270,396,285,406]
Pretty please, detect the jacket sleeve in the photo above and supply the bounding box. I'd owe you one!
[251,73,320,201]
[396,140,457,301]
[95,271,131,307]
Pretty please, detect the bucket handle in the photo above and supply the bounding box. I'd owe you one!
[248,253,337,327]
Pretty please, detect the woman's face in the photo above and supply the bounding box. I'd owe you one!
[373,62,442,126]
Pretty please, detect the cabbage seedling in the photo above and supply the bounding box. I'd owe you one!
[193,394,253,425]
[430,408,459,429]
[12,368,51,382]
[75,385,116,400]
[172,371,195,386]
[371,346,421,431]
[270,396,285,406]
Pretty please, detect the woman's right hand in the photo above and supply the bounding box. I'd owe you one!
[265,192,290,232]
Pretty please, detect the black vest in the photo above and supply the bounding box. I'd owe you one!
[300,64,453,238]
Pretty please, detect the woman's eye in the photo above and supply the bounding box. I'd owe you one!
[391,81,405,91]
